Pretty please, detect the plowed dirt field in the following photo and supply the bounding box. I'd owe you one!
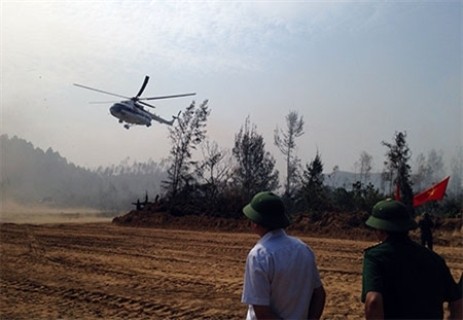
[1,222,462,319]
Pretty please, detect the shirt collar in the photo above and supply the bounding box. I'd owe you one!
[258,228,286,244]
[384,233,411,243]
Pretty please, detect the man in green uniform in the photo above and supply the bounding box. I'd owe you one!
[361,199,462,319]
[418,212,435,250]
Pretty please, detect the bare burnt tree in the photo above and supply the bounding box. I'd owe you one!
[194,139,232,209]
[274,111,304,199]
[354,151,373,185]
[162,100,210,204]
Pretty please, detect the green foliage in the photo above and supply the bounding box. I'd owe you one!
[440,197,463,217]
[414,197,462,218]
[327,181,383,213]
[232,117,279,201]
[330,187,355,212]
[382,131,414,213]
[351,181,383,212]
[298,152,329,212]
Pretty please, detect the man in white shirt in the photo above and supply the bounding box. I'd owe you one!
[241,191,326,320]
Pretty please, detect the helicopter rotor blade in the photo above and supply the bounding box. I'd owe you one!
[138,100,157,109]
[88,101,119,104]
[135,75,150,99]
[74,83,130,99]
[142,93,196,101]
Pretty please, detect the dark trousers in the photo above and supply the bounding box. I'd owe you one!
[421,234,433,251]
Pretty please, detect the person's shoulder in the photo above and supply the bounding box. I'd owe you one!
[287,234,314,250]
[417,244,446,262]
[363,241,394,257]
[288,234,306,245]
[249,242,271,258]
[407,240,448,264]
[364,242,383,253]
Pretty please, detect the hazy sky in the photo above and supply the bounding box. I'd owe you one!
[1,1,461,174]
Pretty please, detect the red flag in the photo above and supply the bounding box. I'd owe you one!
[413,176,450,208]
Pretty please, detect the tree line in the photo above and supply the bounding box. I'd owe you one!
[1,106,461,217]
[161,101,462,218]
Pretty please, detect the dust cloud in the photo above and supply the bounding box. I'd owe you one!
[0,201,117,224]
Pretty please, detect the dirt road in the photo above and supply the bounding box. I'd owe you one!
[1,222,462,319]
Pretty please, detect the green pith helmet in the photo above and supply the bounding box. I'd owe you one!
[243,191,290,229]
[366,199,418,232]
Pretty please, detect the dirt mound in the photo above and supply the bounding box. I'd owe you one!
[112,205,462,247]
[112,210,250,232]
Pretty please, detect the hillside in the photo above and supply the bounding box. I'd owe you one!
[1,134,385,212]
[0,135,165,211]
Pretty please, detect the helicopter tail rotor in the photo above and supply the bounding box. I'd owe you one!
[173,110,181,119]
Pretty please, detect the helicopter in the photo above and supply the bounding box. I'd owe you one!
[74,75,195,129]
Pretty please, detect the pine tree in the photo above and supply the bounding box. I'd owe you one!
[300,152,327,211]
[232,117,279,201]
[382,131,414,213]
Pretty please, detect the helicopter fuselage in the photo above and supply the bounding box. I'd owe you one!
[110,101,152,127]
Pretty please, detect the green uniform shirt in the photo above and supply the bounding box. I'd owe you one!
[361,234,461,319]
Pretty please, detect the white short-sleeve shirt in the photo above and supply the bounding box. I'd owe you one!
[241,229,322,320]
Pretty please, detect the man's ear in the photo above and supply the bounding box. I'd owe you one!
[250,221,259,231]
[252,223,270,237]
[374,229,388,241]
